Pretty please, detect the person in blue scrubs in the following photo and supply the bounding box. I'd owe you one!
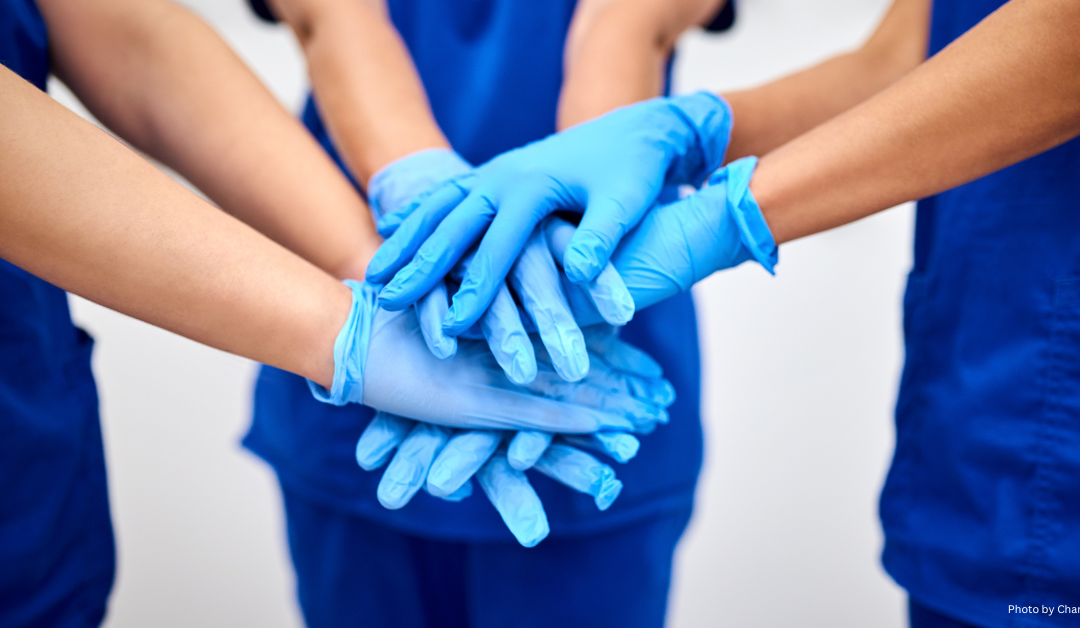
[369,0,1080,626]
[2,0,657,624]
[245,0,732,626]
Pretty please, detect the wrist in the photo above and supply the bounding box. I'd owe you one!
[708,157,778,274]
[308,280,379,406]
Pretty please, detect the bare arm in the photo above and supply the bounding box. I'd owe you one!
[38,0,380,281]
[723,0,931,162]
[267,0,450,184]
[0,66,348,388]
[559,0,724,128]
[751,0,1080,244]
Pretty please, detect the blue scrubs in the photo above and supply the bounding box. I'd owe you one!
[0,4,116,626]
[244,1,718,625]
[881,1,1080,627]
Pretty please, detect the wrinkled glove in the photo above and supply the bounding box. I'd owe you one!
[353,325,674,547]
[366,91,733,335]
[312,281,667,433]
[537,156,778,332]
[369,149,634,383]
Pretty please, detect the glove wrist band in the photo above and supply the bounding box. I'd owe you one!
[710,156,779,274]
[308,280,379,406]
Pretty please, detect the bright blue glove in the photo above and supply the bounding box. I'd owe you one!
[311,281,668,432]
[353,324,674,546]
[542,157,778,328]
[366,91,733,335]
[370,150,633,383]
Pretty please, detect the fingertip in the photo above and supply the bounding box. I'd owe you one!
[594,478,623,511]
[514,513,551,548]
[509,352,538,385]
[365,243,401,285]
[377,475,411,510]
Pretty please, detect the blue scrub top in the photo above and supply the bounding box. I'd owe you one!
[244,0,713,541]
[0,2,116,624]
[881,1,1080,625]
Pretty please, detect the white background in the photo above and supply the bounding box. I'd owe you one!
[51,0,913,625]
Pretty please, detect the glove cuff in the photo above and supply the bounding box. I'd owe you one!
[709,156,778,274]
[667,91,734,187]
[308,280,379,406]
[367,148,472,221]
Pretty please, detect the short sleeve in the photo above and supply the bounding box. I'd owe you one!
[703,0,735,33]
[248,0,278,23]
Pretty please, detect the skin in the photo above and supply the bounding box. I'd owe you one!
[0,64,348,389]
[267,0,723,173]
[0,0,402,388]
[559,0,725,128]
[719,0,1080,245]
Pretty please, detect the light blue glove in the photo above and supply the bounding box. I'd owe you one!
[370,149,633,384]
[366,91,733,335]
[542,157,778,329]
[311,281,668,433]
[353,322,672,546]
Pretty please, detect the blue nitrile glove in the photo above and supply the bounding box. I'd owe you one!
[366,91,733,335]
[353,325,673,546]
[311,281,670,432]
[544,157,778,327]
[370,150,633,384]
[367,149,472,362]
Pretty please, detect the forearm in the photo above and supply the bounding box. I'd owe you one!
[559,0,723,128]
[40,0,380,281]
[723,0,930,162]
[751,0,1080,244]
[270,0,449,184]
[0,67,348,388]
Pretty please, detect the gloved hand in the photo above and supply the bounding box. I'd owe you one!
[369,149,634,384]
[312,280,668,433]
[539,156,778,331]
[353,324,675,547]
[366,91,733,335]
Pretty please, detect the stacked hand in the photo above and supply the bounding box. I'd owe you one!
[314,92,780,547]
[331,149,667,547]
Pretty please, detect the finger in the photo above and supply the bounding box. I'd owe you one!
[507,431,554,470]
[427,430,502,498]
[480,282,537,385]
[355,412,415,471]
[523,369,669,431]
[377,423,452,510]
[510,229,588,381]
[569,351,676,408]
[443,187,562,336]
[377,193,497,310]
[563,194,653,284]
[415,282,457,359]
[562,432,641,464]
[582,325,664,379]
[376,172,478,238]
[366,181,471,285]
[477,453,550,548]
[545,217,634,326]
[426,479,473,502]
[533,443,623,511]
